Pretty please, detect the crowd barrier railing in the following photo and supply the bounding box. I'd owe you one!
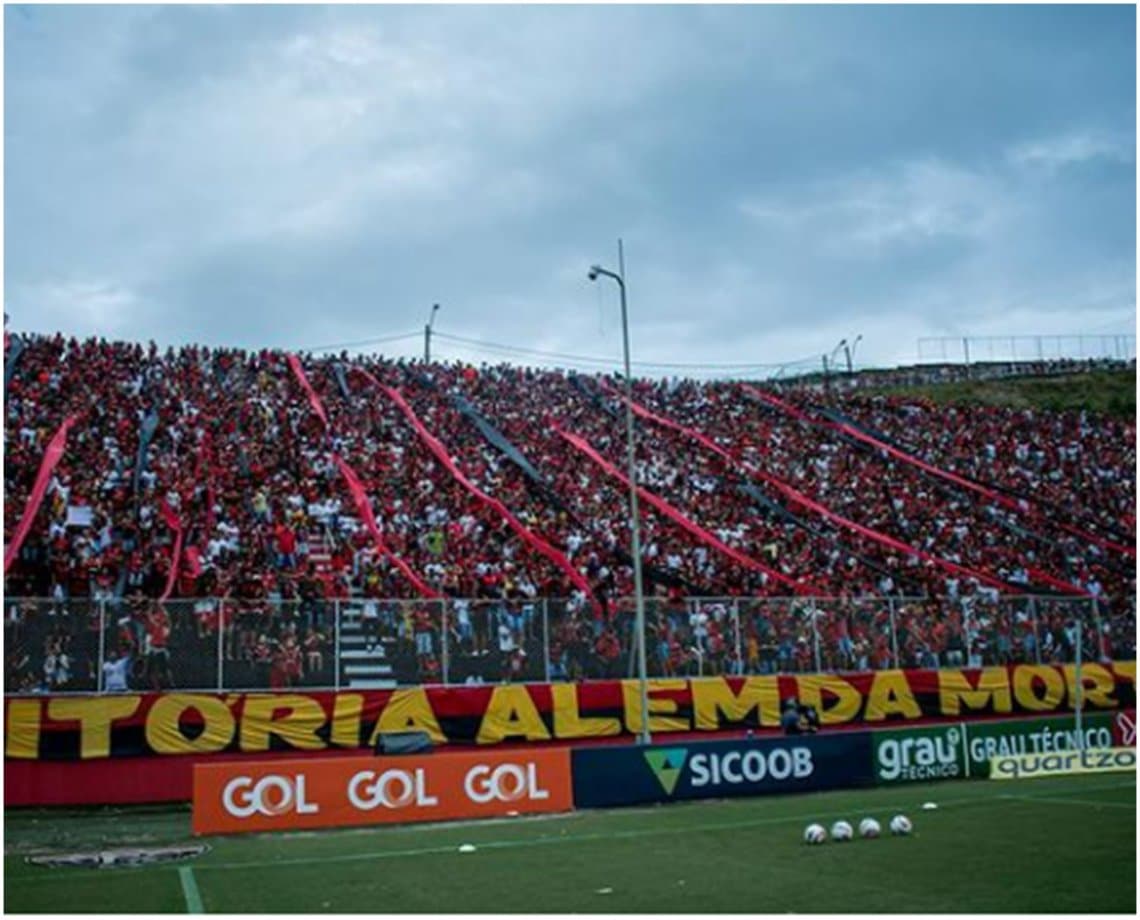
[3,594,1126,695]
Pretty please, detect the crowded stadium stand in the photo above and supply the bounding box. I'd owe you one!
[4,333,1134,694]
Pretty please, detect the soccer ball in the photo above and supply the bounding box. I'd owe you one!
[830,820,854,842]
[889,814,913,836]
[803,823,827,845]
[859,817,881,839]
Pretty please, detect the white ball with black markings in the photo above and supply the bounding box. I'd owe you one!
[803,823,827,845]
[859,817,881,839]
[830,820,854,842]
[889,814,913,836]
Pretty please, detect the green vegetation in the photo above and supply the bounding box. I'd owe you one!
[871,370,1136,419]
[6,774,1135,913]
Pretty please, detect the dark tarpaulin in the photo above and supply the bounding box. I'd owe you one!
[734,482,902,585]
[452,394,548,486]
[816,407,909,453]
[569,373,621,420]
[5,335,25,391]
[449,386,708,595]
[332,363,352,401]
[132,412,160,497]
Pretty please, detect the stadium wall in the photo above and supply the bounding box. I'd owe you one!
[5,662,1134,806]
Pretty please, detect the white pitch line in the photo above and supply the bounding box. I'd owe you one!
[10,779,1135,886]
[178,866,204,914]
[5,792,993,885]
[200,794,1002,873]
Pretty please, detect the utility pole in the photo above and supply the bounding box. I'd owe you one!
[424,303,440,364]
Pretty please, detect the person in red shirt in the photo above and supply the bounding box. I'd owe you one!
[593,627,622,678]
[144,605,172,690]
[275,523,297,571]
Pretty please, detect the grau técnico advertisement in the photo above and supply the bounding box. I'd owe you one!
[871,712,1119,783]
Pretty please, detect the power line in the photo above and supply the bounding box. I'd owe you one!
[432,331,821,371]
[303,331,421,353]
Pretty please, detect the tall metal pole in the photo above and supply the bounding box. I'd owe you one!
[424,303,440,364]
[618,241,651,746]
[590,242,651,745]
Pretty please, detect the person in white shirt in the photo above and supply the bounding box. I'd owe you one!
[102,651,131,692]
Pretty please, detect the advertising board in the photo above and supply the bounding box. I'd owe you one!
[964,713,1116,777]
[571,733,874,809]
[872,724,966,784]
[192,747,572,835]
[989,747,1136,780]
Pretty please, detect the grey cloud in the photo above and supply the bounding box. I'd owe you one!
[5,5,1135,373]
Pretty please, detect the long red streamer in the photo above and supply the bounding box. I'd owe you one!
[4,415,78,574]
[158,499,183,602]
[367,376,602,612]
[555,427,804,592]
[286,353,329,429]
[743,384,1133,559]
[332,455,441,598]
[285,354,438,599]
[605,383,1013,593]
[1025,567,1091,598]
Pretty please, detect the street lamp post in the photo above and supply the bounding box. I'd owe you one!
[589,239,651,746]
[844,334,863,374]
[824,338,846,393]
[424,303,440,364]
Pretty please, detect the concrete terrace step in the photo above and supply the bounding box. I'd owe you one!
[344,664,395,677]
[340,649,388,660]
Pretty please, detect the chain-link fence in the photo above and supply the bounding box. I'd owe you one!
[3,594,1126,694]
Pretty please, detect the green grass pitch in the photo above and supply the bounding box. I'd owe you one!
[5,774,1135,913]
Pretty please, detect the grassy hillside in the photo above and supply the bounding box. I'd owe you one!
[872,370,1136,419]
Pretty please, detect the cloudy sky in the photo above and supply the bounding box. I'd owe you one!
[4,4,1136,376]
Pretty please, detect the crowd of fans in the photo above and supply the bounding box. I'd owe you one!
[4,333,1133,692]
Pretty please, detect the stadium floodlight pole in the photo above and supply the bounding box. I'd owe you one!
[589,241,652,746]
[424,303,440,364]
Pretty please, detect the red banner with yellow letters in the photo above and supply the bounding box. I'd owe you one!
[6,662,1134,765]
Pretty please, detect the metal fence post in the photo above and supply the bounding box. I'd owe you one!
[542,599,551,684]
[961,598,974,667]
[888,598,899,668]
[1028,596,1042,664]
[732,599,742,674]
[97,599,107,692]
[216,599,225,691]
[1091,595,1104,661]
[441,600,450,686]
[810,602,822,673]
[334,599,342,691]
